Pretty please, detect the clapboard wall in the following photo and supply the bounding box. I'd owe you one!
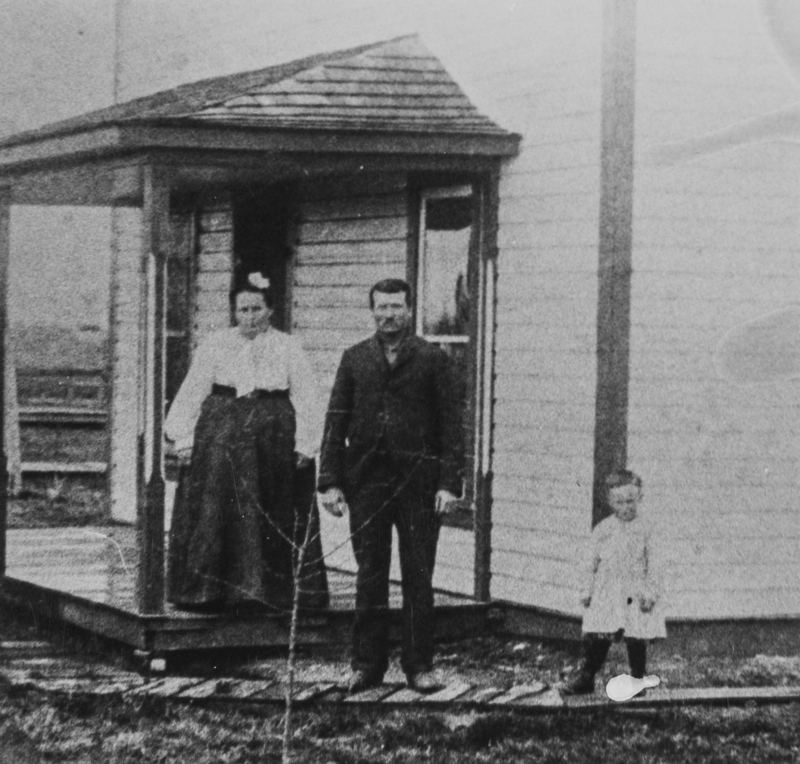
[292,173,408,388]
[473,2,604,613]
[110,0,609,607]
[292,172,476,595]
[629,0,800,619]
[292,173,407,577]
[101,0,800,619]
[194,196,234,345]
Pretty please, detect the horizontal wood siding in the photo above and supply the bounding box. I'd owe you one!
[110,0,613,610]
[630,0,800,619]
[193,198,233,344]
[292,173,474,594]
[487,2,603,612]
[292,174,408,387]
[7,0,792,622]
[293,173,406,579]
[109,207,141,523]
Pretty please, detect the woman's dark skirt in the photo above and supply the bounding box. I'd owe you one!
[167,390,329,613]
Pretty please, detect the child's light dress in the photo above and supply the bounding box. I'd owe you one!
[581,515,667,639]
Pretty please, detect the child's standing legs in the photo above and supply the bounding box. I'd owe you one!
[565,635,649,694]
[625,638,646,678]
[564,635,612,693]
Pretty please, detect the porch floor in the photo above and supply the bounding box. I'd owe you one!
[1,527,496,654]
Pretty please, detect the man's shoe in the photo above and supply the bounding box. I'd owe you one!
[347,670,383,694]
[406,670,443,693]
[561,670,595,695]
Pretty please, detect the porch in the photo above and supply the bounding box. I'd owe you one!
[0,35,518,654]
[0,526,499,656]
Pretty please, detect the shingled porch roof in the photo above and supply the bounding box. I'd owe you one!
[0,35,519,179]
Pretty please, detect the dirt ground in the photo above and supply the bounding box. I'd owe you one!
[1,603,800,763]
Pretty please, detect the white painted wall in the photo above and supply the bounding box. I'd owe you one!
[488,0,603,613]
[194,198,234,344]
[98,0,607,607]
[15,0,800,620]
[292,173,475,594]
[631,0,800,618]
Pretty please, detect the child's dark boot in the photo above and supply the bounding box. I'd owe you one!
[562,668,596,695]
[626,638,648,696]
[562,637,611,695]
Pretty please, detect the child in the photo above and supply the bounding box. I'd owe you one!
[563,469,666,694]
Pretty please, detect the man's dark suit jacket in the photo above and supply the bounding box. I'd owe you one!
[317,333,463,499]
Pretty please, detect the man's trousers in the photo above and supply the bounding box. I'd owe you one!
[347,455,440,678]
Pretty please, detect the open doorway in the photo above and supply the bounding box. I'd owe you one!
[165,184,295,411]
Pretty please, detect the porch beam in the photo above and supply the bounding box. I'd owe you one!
[135,165,170,614]
[0,125,519,176]
[150,149,505,173]
[1,149,504,207]
[0,187,9,574]
[124,124,521,157]
[7,162,142,207]
[0,127,124,174]
[137,149,505,190]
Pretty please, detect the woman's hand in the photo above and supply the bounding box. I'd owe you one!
[639,595,656,613]
[580,595,592,608]
[295,453,313,470]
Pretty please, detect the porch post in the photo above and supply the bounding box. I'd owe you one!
[473,169,500,603]
[0,187,9,574]
[136,165,169,613]
[593,0,637,526]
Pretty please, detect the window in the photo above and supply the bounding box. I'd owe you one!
[416,185,473,343]
[415,185,478,527]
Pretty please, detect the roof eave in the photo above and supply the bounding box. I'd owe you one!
[0,121,520,177]
[0,126,125,177]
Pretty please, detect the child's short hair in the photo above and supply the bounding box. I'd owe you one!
[605,469,643,491]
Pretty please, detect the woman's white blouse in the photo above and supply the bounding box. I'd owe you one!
[165,327,324,458]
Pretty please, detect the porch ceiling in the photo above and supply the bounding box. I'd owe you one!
[0,35,519,205]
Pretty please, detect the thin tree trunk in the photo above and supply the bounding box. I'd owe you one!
[282,495,315,764]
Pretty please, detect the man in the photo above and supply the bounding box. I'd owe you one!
[318,278,462,693]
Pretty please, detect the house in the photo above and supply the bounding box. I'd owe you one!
[1,0,798,653]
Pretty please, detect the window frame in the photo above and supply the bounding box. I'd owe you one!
[409,174,491,531]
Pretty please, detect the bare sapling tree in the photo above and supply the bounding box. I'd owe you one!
[281,493,316,764]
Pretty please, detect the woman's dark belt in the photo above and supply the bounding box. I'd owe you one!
[211,383,289,399]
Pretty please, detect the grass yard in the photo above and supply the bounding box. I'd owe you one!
[10,423,111,529]
[19,426,107,464]
[8,474,111,529]
[0,610,800,763]
[0,679,799,763]
[4,425,800,761]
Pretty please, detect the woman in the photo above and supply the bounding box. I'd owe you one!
[165,273,329,614]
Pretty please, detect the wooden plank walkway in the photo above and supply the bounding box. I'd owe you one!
[1,641,800,714]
